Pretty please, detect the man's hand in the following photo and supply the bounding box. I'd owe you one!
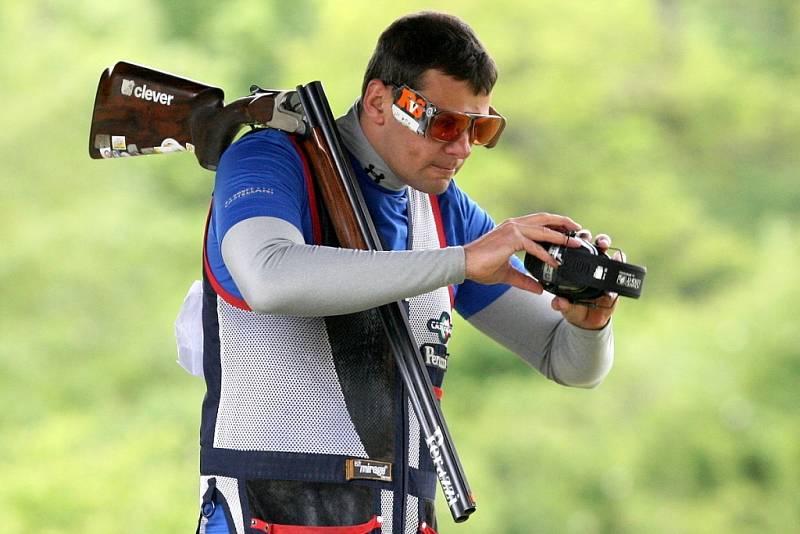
[463,212,583,294]
[550,230,624,330]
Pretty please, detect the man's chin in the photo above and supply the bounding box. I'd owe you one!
[419,175,452,195]
[425,165,457,191]
[403,166,456,194]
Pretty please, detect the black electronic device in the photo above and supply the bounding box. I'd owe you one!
[524,232,647,305]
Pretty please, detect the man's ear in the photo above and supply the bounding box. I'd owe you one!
[361,79,392,126]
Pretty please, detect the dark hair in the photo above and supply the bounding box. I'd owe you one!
[361,11,498,97]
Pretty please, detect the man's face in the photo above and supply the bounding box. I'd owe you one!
[374,69,492,195]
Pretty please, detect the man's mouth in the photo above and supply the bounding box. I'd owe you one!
[431,162,458,173]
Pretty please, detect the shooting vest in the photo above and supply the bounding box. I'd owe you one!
[199,143,453,534]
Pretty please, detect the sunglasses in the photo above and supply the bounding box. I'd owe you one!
[390,84,506,148]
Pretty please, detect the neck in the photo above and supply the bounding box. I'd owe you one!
[336,100,407,191]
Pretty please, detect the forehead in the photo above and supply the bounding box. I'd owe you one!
[416,69,491,114]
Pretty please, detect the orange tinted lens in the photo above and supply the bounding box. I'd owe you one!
[472,116,504,145]
[429,112,471,142]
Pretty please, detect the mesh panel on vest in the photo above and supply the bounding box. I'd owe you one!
[407,398,420,469]
[214,299,368,457]
[406,189,453,389]
[408,189,442,252]
[407,190,453,347]
[245,479,373,525]
[380,490,394,534]
[404,495,419,534]
[324,309,395,461]
[408,289,452,346]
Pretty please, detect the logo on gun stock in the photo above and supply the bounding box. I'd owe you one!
[120,78,175,106]
[121,79,135,96]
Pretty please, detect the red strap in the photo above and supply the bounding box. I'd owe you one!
[202,202,252,311]
[419,522,438,534]
[432,386,444,401]
[250,515,382,534]
[289,136,323,246]
[428,194,454,308]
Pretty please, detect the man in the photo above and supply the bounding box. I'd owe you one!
[197,11,615,534]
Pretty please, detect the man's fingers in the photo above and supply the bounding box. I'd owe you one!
[595,233,611,252]
[521,237,560,268]
[515,224,582,249]
[513,212,581,232]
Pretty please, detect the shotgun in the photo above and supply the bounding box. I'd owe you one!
[89,62,476,522]
[296,82,476,522]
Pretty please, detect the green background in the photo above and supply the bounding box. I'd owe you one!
[1,1,798,532]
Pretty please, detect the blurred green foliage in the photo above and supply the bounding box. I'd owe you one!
[1,1,798,532]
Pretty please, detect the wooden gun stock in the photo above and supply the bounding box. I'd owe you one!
[88,62,303,170]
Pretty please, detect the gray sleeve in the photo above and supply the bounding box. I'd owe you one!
[466,287,614,388]
[221,216,466,316]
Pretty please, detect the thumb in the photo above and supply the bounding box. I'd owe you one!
[551,296,571,312]
[504,268,544,294]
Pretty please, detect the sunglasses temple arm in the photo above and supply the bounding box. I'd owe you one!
[484,106,506,149]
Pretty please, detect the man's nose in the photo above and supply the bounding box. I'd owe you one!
[444,129,472,159]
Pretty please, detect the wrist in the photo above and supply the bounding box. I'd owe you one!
[568,315,612,332]
[447,246,467,285]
